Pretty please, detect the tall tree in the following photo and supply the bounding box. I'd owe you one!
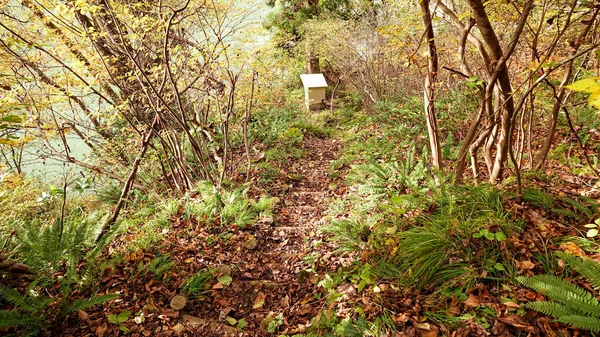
[266,0,372,73]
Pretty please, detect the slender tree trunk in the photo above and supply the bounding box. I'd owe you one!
[420,0,442,170]
[305,0,320,74]
[535,8,599,170]
[306,38,320,74]
[466,0,531,183]
[96,115,158,243]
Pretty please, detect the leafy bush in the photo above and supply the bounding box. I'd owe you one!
[390,184,516,290]
[325,152,519,295]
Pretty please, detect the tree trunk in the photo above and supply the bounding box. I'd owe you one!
[465,0,531,183]
[305,0,320,74]
[420,0,442,170]
[306,38,320,74]
[535,8,599,170]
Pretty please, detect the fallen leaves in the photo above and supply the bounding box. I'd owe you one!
[253,291,266,309]
[497,315,536,332]
[515,260,536,272]
[464,294,480,307]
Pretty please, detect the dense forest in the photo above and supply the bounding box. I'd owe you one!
[2,0,600,335]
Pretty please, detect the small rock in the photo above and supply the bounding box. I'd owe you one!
[245,238,258,250]
[262,215,274,225]
[172,323,184,333]
[218,265,232,277]
[170,295,187,311]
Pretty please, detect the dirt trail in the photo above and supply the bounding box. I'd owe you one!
[59,136,342,337]
[183,136,341,336]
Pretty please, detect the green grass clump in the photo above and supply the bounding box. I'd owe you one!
[325,149,519,296]
[181,270,213,299]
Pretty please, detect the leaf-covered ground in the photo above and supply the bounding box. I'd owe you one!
[59,136,348,336]
[38,114,600,336]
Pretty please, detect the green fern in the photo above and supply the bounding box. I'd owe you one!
[0,284,50,314]
[0,310,47,330]
[561,197,595,218]
[63,294,120,314]
[144,255,175,280]
[517,274,598,315]
[517,253,600,332]
[555,252,600,291]
[181,270,214,298]
[522,187,554,210]
[525,301,574,318]
[558,316,600,332]
[2,211,118,334]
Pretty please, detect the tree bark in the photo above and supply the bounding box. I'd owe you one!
[466,0,531,183]
[420,0,442,170]
[305,38,321,74]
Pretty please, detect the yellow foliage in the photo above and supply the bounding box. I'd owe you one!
[565,77,600,109]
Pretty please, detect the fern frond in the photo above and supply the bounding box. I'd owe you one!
[63,294,119,314]
[0,309,44,329]
[517,275,599,316]
[558,315,600,332]
[365,157,390,180]
[578,195,600,215]
[561,197,594,218]
[0,284,47,313]
[556,252,600,291]
[551,208,579,219]
[524,301,572,318]
[0,310,23,328]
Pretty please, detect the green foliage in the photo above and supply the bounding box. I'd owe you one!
[181,270,213,299]
[64,294,120,315]
[393,184,517,290]
[550,195,599,221]
[1,209,119,334]
[565,77,600,109]
[0,174,53,231]
[517,252,600,332]
[331,100,426,170]
[584,219,600,238]
[0,282,117,335]
[108,310,131,333]
[95,183,122,205]
[140,255,175,280]
[188,182,274,228]
[556,252,600,291]
[522,187,555,210]
[327,163,518,294]
[561,196,595,218]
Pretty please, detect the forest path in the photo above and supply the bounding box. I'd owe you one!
[181,135,344,336]
[61,136,345,337]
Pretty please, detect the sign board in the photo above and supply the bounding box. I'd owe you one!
[300,74,327,88]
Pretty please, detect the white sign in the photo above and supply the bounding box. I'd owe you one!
[300,74,327,88]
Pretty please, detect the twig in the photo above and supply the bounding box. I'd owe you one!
[545,79,600,178]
